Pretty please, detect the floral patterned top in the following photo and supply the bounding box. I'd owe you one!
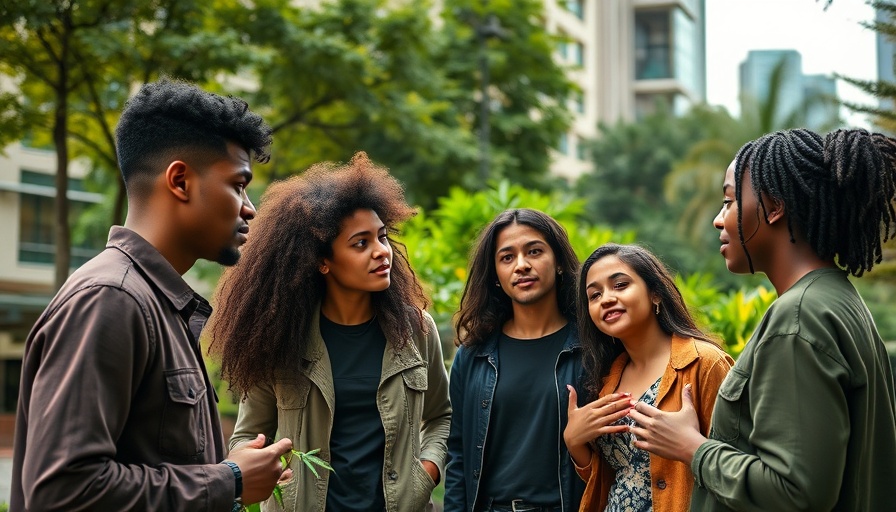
[596,377,662,512]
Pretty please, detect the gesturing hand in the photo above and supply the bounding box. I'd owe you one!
[563,385,632,467]
[628,383,706,465]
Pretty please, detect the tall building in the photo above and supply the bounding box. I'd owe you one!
[739,49,839,130]
[802,73,839,130]
[739,49,804,120]
[876,5,896,112]
[545,0,707,179]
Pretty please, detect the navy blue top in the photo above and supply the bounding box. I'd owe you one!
[480,324,569,504]
[320,314,387,512]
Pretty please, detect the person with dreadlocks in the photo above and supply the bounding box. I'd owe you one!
[209,152,451,511]
[627,128,896,511]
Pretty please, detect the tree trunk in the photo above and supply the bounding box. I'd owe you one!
[53,10,72,291]
[53,90,71,291]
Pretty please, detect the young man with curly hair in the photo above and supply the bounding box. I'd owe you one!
[11,79,292,511]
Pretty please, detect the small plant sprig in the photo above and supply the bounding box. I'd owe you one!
[271,448,334,507]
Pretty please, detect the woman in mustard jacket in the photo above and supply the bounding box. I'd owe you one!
[563,243,732,512]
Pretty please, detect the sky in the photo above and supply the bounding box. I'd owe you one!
[704,0,878,127]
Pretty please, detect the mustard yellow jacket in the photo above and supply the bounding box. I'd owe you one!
[230,308,451,512]
[576,335,733,512]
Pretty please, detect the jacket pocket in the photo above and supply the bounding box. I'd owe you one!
[160,368,207,457]
[275,379,311,410]
[711,368,749,442]
[401,365,428,455]
[409,459,438,510]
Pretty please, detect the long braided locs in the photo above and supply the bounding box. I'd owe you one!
[733,128,896,276]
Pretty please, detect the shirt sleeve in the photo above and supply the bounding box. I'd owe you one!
[19,286,234,512]
[691,333,850,511]
[229,381,279,451]
[419,312,452,480]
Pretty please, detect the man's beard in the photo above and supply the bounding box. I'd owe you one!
[216,246,241,266]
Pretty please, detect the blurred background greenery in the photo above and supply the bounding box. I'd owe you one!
[4,0,895,509]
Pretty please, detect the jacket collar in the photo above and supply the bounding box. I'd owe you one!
[301,304,425,376]
[600,334,699,397]
[106,226,199,312]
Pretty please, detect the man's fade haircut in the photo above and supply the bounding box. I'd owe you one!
[115,78,272,197]
[454,208,580,348]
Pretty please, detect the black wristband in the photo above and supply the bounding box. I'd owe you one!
[222,460,243,499]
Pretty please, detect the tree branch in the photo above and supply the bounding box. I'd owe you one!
[270,93,339,133]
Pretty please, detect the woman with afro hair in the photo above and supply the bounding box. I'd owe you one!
[209,152,451,511]
[629,128,896,511]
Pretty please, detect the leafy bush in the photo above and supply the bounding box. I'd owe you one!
[676,273,776,358]
[399,179,634,319]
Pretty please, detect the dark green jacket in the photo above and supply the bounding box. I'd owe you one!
[690,268,896,511]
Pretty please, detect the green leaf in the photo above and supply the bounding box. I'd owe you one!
[273,484,283,507]
[301,455,321,479]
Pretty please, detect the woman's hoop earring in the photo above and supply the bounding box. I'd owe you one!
[654,302,660,315]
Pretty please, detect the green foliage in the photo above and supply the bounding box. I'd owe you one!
[840,1,896,131]
[398,180,633,319]
[576,101,747,285]
[675,273,777,358]
[437,0,575,190]
[234,0,573,207]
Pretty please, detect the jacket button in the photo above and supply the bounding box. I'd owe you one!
[657,479,667,490]
[188,388,195,399]
[389,471,398,480]
[481,399,489,408]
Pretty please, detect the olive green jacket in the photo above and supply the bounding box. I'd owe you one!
[230,308,451,512]
[690,269,896,511]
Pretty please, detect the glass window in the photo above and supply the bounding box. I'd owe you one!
[635,10,671,80]
[673,7,698,93]
[558,133,569,155]
[572,41,585,66]
[572,91,585,114]
[576,138,588,161]
[18,170,104,267]
[565,0,584,20]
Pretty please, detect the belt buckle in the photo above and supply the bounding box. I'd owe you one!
[510,500,530,512]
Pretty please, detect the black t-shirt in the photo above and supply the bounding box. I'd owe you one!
[320,313,387,511]
[480,323,569,504]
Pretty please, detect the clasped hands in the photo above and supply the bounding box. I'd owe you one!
[564,384,707,466]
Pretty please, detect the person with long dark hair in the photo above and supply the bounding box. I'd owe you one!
[209,152,451,511]
[630,128,896,511]
[444,208,585,512]
[564,243,732,512]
